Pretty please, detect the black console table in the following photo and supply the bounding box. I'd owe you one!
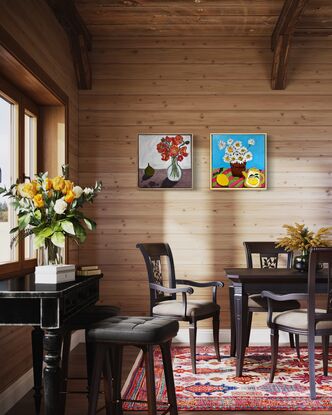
[0,273,101,415]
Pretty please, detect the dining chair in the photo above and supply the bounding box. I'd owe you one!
[244,242,301,353]
[262,247,332,399]
[136,242,224,374]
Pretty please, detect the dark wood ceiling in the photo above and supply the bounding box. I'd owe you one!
[75,0,332,37]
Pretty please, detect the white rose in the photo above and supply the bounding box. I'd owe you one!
[54,198,67,215]
[83,187,93,195]
[73,185,83,198]
[17,183,29,198]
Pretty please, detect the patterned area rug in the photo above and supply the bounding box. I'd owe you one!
[122,345,332,411]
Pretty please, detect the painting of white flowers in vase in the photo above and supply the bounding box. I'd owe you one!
[138,134,192,189]
[210,133,267,190]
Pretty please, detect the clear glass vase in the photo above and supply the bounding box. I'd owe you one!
[37,239,64,266]
[167,157,182,182]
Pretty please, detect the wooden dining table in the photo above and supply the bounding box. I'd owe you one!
[225,267,328,377]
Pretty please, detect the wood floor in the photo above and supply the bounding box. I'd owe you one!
[6,343,330,415]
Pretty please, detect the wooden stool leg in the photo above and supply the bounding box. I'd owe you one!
[88,343,106,415]
[60,331,72,414]
[160,341,178,415]
[144,345,157,415]
[112,345,124,415]
[85,330,96,392]
[102,351,113,415]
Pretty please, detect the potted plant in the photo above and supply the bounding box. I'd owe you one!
[276,223,332,271]
[0,165,101,267]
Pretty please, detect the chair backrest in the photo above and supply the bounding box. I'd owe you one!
[308,247,332,323]
[244,241,293,269]
[136,243,177,310]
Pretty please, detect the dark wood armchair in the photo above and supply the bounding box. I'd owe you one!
[262,247,332,399]
[244,242,301,352]
[136,242,224,373]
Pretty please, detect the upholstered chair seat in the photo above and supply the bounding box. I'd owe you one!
[273,308,331,330]
[153,299,220,318]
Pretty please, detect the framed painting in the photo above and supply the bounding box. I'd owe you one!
[210,133,267,190]
[138,133,193,189]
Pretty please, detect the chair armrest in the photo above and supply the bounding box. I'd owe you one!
[261,291,308,302]
[261,291,308,327]
[176,279,224,288]
[150,283,194,295]
[316,312,332,321]
[176,279,223,303]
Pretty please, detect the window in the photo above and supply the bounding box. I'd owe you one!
[0,78,39,275]
[0,95,18,265]
[24,111,38,260]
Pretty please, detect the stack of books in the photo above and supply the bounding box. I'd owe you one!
[76,265,102,276]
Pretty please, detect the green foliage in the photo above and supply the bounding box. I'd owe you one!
[0,165,102,250]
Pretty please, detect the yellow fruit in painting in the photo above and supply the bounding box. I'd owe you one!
[216,173,229,187]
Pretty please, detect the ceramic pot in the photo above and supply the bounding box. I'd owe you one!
[293,252,309,272]
[230,162,246,177]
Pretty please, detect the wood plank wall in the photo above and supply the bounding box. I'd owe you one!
[0,0,78,393]
[78,34,332,330]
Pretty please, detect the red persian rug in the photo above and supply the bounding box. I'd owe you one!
[122,345,332,411]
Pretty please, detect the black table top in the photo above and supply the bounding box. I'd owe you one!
[0,273,101,298]
[224,267,327,283]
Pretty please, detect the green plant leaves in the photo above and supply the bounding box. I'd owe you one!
[73,222,86,243]
[83,217,96,230]
[18,213,31,230]
[38,227,53,239]
[34,209,42,220]
[51,232,65,247]
[61,220,75,235]
[34,234,45,249]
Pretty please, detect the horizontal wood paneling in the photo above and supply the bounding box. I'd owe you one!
[76,0,332,37]
[78,25,332,336]
[0,0,78,393]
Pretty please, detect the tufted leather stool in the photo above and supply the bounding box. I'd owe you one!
[87,316,179,415]
[60,305,120,411]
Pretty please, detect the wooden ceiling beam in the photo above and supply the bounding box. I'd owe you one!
[271,0,308,90]
[46,0,92,89]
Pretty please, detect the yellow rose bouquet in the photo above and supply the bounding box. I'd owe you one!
[0,165,102,264]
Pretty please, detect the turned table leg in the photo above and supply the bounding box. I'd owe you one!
[43,330,63,415]
[32,327,44,415]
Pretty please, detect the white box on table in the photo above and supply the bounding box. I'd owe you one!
[35,264,76,284]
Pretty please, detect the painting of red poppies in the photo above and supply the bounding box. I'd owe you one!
[210,133,267,190]
[138,134,193,189]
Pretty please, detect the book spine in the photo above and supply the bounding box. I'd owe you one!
[76,270,101,276]
[78,265,99,271]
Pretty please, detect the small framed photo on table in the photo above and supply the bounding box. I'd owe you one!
[210,133,267,190]
[138,133,193,189]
